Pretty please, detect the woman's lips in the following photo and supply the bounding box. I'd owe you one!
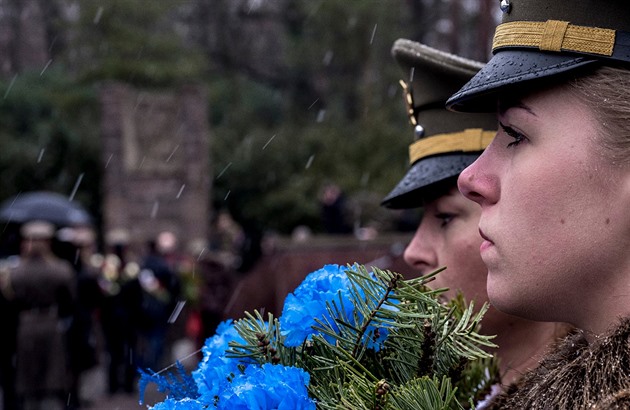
[479,228,494,253]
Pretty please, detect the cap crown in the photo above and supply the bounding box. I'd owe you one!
[395,39,495,138]
[500,0,630,31]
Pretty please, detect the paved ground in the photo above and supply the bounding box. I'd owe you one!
[0,366,167,410]
[79,365,167,410]
[87,390,165,410]
[89,391,162,410]
[79,338,200,410]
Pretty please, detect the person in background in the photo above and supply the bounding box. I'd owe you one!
[98,229,140,395]
[380,39,569,401]
[153,231,199,368]
[197,253,237,345]
[209,210,245,271]
[6,220,76,410]
[60,226,102,408]
[134,234,181,371]
[156,231,185,274]
[319,183,353,234]
[448,0,630,407]
[0,257,19,410]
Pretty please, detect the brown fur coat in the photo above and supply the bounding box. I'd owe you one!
[487,318,630,409]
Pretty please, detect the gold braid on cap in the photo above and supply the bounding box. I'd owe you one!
[493,20,615,55]
[409,129,495,164]
[399,79,417,126]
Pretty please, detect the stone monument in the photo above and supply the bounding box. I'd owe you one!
[100,82,211,256]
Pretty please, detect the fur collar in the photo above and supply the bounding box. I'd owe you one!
[487,318,630,409]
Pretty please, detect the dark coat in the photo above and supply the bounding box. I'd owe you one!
[487,318,630,409]
[9,253,76,395]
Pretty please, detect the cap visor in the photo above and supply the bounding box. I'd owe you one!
[382,154,479,209]
[447,50,598,112]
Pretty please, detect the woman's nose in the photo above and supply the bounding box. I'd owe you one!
[458,162,484,205]
[403,223,437,275]
[457,149,499,207]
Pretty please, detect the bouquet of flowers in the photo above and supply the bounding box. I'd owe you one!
[140,264,499,409]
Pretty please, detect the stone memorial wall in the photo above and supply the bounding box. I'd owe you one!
[99,82,211,254]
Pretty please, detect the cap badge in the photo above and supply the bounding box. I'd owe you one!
[414,124,425,140]
[500,0,511,14]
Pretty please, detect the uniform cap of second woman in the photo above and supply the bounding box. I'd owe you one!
[381,39,495,209]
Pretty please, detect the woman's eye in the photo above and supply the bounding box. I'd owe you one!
[435,213,454,228]
[499,121,527,148]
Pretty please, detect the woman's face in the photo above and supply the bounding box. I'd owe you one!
[404,186,488,307]
[457,85,630,332]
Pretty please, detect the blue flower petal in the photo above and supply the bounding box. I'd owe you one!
[279,264,355,347]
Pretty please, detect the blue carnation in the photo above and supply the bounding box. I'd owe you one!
[280,264,395,350]
[217,363,315,410]
[279,264,355,346]
[193,320,248,401]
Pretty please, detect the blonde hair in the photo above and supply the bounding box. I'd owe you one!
[565,65,630,164]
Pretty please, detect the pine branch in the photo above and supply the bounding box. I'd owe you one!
[226,310,287,365]
[300,265,498,408]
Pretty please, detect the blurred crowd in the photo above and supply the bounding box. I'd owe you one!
[0,212,246,410]
[0,189,404,410]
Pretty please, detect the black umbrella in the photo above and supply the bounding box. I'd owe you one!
[0,191,92,227]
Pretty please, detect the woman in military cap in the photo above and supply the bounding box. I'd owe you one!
[448,0,630,407]
[382,38,568,401]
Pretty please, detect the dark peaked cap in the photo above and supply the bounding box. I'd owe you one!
[447,0,630,112]
[381,39,496,209]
